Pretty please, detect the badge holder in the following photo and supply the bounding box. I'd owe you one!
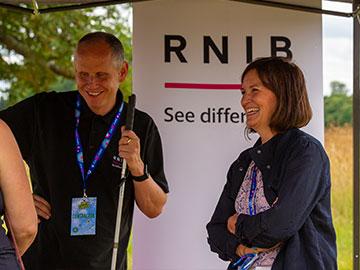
[70,196,97,236]
[230,253,259,270]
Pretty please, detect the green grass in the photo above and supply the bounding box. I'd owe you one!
[325,126,353,270]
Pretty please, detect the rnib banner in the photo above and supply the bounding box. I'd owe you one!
[132,0,322,269]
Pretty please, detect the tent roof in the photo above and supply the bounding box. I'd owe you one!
[0,0,353,3]
[0,0,356,17]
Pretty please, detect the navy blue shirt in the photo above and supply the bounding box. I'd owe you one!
[0,91,169,270]
[207,128,337,270]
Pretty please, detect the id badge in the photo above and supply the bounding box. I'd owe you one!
[71,197,97,236]
[230,253,258,270]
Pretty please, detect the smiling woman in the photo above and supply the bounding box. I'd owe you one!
[206,57,337,270]
[240,69,278,144]
[240,57,312,140]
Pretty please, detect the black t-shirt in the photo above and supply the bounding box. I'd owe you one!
[0,90,169,270]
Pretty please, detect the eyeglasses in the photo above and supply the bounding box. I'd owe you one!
[229,253,259,270]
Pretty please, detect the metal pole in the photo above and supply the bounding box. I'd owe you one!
[39,0,150,14]
[0,0,354,16]
[111,94,136,270]
[111,181,126,270]
[0,2,33,14]
[31,0,39,15]
[354,1,360,269]
[0,0,150,14]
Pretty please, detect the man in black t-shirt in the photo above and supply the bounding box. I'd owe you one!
[0,32,169,270]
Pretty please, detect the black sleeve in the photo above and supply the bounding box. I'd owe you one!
[0,95,38,162]
[235,139,329,248]
[206,162,241,261]
[141,115,169,193]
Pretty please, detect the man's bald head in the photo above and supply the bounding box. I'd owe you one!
[75,32,124,68]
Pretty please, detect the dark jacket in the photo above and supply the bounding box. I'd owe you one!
[206,128,337,270]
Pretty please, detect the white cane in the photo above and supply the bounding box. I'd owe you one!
[111,94,136,270]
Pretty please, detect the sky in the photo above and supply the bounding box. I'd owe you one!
[322,0,353,95]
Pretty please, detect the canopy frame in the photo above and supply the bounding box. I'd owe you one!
[0,0,356,16]
[354,0,360,269]
[0,0,359,269]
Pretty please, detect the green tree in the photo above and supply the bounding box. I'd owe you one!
[330,81,348,95]
[0,5,132,106]
[324,81,352,127]
[0,96,6,110]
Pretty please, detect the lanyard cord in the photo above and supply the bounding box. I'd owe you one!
[248,165,257,216]
[75,94,124,196]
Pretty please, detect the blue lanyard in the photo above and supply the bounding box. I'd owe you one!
[248,165,257,216]
[231,253,258,270]
[231,164,259,270]
[75,94,124,197]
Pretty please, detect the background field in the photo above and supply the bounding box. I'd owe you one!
[325,126,353,270]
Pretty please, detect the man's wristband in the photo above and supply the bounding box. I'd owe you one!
[131,164,149,182]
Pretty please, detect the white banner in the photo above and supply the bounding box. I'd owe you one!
[133,1,322,269]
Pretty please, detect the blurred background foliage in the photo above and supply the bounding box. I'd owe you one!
[0,4,132,107]
[324,81,352,127]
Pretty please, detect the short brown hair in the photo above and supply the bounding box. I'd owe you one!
[241,57,312,133]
